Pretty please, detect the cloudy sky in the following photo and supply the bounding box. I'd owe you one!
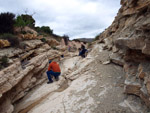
[0,0,121,39]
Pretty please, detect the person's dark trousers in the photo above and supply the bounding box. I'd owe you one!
[79,49,87,58]
[46,70,61,82]
[81,54,85,58]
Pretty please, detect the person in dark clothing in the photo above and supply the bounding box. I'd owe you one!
[46,60,61,84]
[78,48,81,55]
[61,54,64,58]
[79,45,88,58]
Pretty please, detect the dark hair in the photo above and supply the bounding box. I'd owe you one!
[81,45,85,49]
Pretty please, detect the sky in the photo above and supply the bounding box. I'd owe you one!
[0,0,121,39]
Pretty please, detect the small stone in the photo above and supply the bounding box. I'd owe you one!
[112,46,119,53]
[97,101,100,104]
[138,71,145,79]
[102,60,110,65]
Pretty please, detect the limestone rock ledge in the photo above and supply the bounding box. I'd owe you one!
[0,49,61,113]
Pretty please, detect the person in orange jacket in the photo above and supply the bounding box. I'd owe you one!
[46,60,61,84]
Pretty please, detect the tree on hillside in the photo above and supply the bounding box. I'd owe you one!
[15,15,26,32]
[15,14,35,29]
[41,26,53,34]
[0,12,15,34]
[35,26,53,35]
[21,14,35,28]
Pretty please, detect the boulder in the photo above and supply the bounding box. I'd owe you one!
[0,48,23,58]
[0,40,10,48]
[109,53,124,66]
[23,40,43,50]
[125,81,141,96]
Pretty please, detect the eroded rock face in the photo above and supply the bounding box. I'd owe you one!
[0,39,10,48]
[97,0,150,109]
[0,42,62,113]
[60,38,87,52]
[0,48,23,58]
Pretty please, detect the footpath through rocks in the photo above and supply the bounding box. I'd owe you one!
[13,44,146,113]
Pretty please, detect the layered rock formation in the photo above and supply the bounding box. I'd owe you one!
[97,0,150,109]
[60,38,87,52]
[2,0,150,112]
[0,38,63,113]
[0,33,87,112]
[0,39,10,48]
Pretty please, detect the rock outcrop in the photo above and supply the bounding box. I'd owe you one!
[1,0,150,112]
[15,26,38,35]
[0,39,10,48]
[18,33,38,40]
[0,30,88,113]
[60,38,87,52]
[0,37,63,113]
[97,0,150,109]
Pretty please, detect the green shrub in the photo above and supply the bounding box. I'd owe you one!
[35,26,41,33]
[40,38,47,43]
[21,31,27,34]
[52,46,58,50]
[27,31,33,34]
[0,56,9,67]
[94,34,100,41]
[0,65,2,70]
[0,12,15,34]
[15,14,35,28]
[41,26,53,34]
[35,26,53,35]
[15,15,26,28]
[0,33,20,47]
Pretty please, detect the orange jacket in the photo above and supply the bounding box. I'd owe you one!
[48,61,61,72]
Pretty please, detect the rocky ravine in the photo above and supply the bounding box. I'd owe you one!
[96,0,150,110]
[0,39,63,113]
[1,0,150,112]
[12,44,148,113]
[0,36,86,113]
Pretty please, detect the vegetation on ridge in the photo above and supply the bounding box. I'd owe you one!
[0,12,15,34]
[0,33,20,47]
[0,56,9,70]
[15,14,35,30]
[0,12,64,48]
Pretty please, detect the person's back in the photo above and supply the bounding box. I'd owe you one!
[48,61,61,72]
[46,60,61,84]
